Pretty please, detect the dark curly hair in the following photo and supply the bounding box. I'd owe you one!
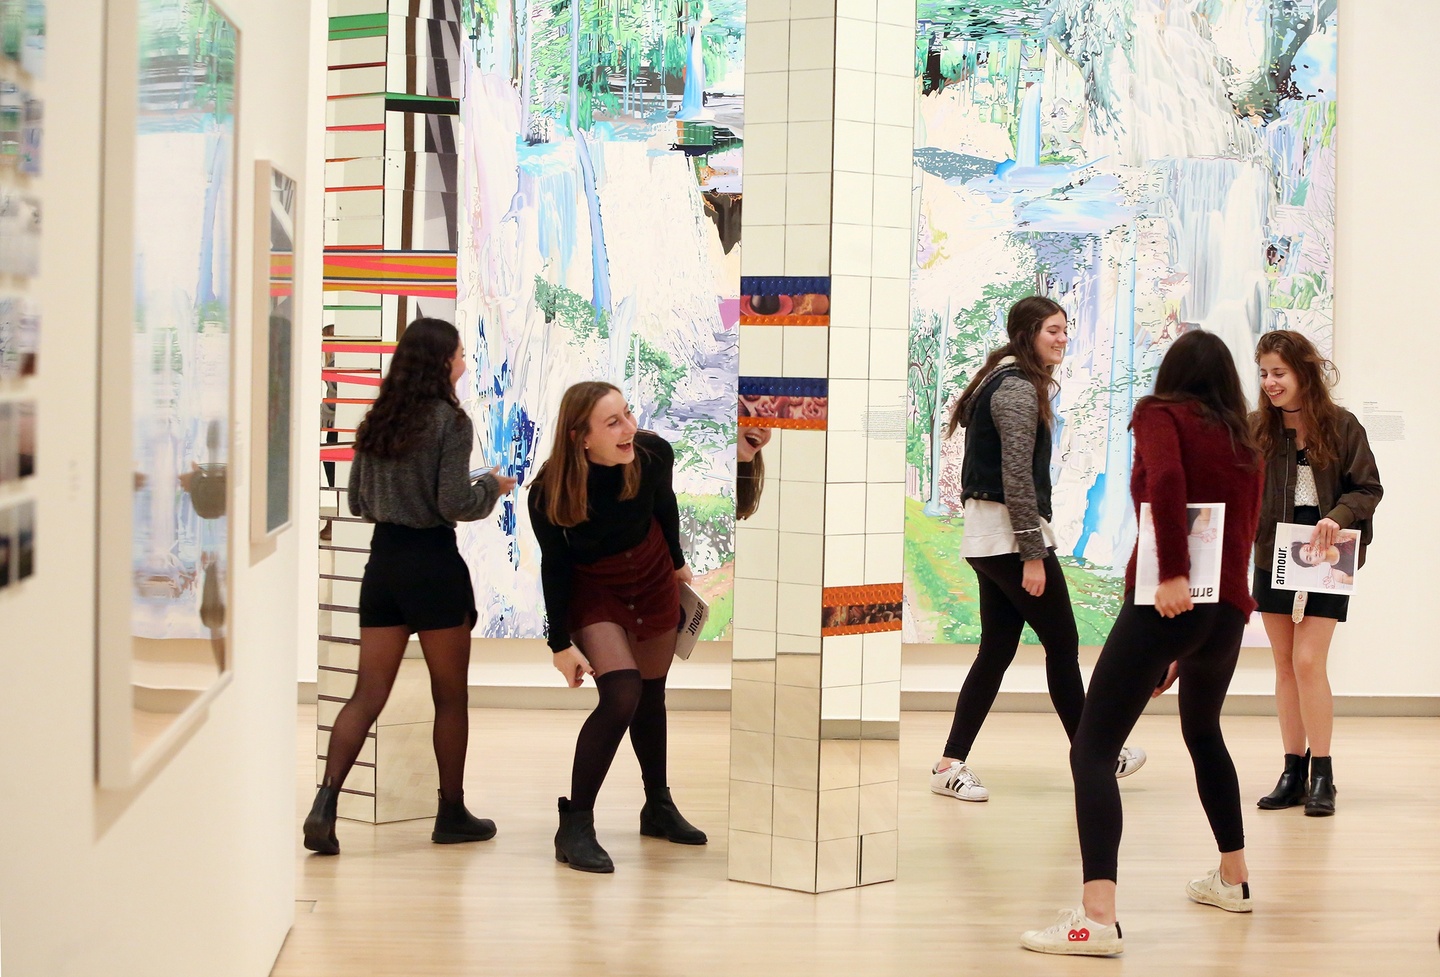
[354,318,465,460]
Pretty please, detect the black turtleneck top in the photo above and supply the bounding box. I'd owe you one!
[528,430,686,652]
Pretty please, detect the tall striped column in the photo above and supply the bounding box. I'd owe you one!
[729,0,917,892]
[315,0,463,824]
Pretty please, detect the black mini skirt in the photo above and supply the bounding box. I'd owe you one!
[358,522,477,632]
[1252,506,1349,622]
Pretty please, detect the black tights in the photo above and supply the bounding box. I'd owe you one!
[323,623,472,801]
[568,622,674,811]
[943,552,1084,759]
[1072,599,1247,882]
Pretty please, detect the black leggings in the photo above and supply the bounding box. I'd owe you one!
[943,552,1085,759]
[1072,597,1247,882]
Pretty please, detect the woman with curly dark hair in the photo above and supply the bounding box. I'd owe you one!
[1251,330,1381,817]
[303,318,517,855]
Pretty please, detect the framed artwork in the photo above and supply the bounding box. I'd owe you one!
[96,0,238,788]
[250,160,297,550]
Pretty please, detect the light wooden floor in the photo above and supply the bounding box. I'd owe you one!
[274,706,1440,975]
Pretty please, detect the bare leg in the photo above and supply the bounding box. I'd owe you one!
[416,623,473,800]
[1262,613,1307,755]
[323,625,410,788]
[1292,616,1338,756]
[1082,880,1117,925]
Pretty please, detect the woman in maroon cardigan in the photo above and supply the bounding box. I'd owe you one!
[1022,331,1263,956]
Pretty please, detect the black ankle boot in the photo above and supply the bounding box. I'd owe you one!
[303,782,341,855]
[432,790,497,844]
[1257,751,1310,810]
[639,786,708,845]
[1305,755,1337,817]
[555,797,614,873]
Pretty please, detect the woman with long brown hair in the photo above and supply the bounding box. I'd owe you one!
[931,296,1144,803]
[1022,329,1264,955]
[1251,330,1381,817]
[528,381,706,873]
[303,318,517,855]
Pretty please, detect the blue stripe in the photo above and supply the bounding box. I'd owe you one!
[740,276,831,296]
[738,376,829,398]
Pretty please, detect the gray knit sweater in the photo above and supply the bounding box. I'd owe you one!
[347,400,501,528]
[988,374,1048,562]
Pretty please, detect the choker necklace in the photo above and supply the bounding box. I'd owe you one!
[1280,407,1301,413]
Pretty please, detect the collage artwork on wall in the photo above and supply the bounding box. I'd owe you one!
[903,0,1338,645]
[0,0,43,593]
[453,0,745,641]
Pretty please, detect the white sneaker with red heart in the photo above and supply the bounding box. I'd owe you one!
[1021,907,1124,956]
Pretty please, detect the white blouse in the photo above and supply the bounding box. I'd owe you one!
[960,499,1059,558]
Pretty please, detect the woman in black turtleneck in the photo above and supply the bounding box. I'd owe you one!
[528,381,706,873]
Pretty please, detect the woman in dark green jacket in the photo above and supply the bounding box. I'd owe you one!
[1251,331,1382,818]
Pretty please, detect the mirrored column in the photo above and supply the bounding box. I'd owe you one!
[728,0,916,892]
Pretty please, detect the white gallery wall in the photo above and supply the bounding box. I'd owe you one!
[0,1,321,975]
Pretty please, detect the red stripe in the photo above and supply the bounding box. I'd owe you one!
[325,185,385,192]
[320,448,357,462]
[324,372,383,387]
[326,123,386,132]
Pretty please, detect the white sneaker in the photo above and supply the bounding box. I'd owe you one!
[930,760,989,801]
[1186,868,1253,913]
[1021,907,1124,956]
[1116,746,1147,779]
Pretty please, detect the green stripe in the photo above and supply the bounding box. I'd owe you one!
[330,24,387,39]
[385,93,459,107]
[329,13,387,31]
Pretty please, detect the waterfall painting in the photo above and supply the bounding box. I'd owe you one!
[905,1,1337,644]
[455,1,744,641]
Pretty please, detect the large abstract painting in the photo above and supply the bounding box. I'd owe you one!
[455,1,744,640]
[905,1,1337,643]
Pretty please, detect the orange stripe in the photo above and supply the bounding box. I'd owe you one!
[823,584,904,606]
[738,316,830,326]
[737,415,829,429]
[821,619,903,637]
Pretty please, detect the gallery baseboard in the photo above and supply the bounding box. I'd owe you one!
[297,682,1438,717]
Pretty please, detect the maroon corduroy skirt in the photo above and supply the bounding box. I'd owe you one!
[569,519,681,640]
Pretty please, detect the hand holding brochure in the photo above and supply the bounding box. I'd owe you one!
[674,583,709,660]
[1270,522,1360,595]
[1134,503,1225,605]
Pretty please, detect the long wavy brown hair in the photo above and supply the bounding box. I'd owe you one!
[946,295,1064,437]
[1251,330,1342,469]
[530,381,642,528]
[354,318,465,460]
[1135,329,1259,468]
[736,450,765,520]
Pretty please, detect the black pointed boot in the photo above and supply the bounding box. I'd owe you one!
[1257,751,1310,810]
[639,786,708,845]
[555,797,614,873]
[303,782,341,855]
[432,790,497,844]
[1305,755,1336,817]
